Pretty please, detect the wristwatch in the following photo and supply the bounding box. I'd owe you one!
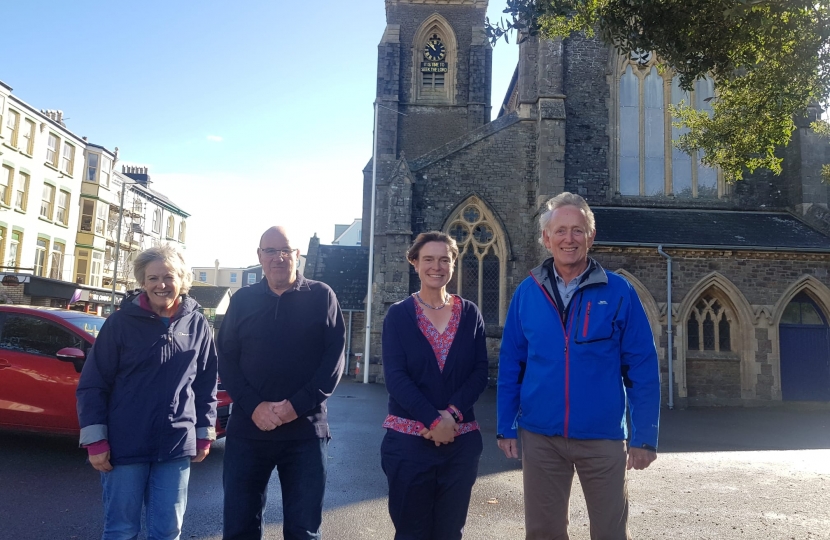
[496,434,506,440]
[639,443,657,453]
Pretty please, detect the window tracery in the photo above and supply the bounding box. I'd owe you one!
[616,52,722,198]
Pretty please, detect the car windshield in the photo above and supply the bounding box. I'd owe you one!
[64,314,106,338]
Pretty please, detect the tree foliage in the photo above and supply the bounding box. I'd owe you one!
[487,1,830,183]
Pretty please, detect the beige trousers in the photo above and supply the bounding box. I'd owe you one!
[520,429,631,540]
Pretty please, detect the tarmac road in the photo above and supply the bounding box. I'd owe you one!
[1,379,829,539]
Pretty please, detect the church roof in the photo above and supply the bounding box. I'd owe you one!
[592,207,830,251]
[307,245,369,311]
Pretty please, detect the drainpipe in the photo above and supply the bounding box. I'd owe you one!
[657,245,674,409]
[345,310,354,374]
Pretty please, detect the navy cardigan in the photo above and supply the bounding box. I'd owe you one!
[382,296,489,427]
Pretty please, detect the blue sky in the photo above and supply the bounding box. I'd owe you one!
[1,1,517,268]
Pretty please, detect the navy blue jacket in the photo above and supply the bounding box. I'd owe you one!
[76,293,218,466]
[382,296,489,427]
[217,274,345,440]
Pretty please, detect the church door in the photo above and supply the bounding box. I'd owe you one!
[779,293,830,401]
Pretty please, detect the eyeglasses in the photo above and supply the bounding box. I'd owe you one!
[260,247,296,258]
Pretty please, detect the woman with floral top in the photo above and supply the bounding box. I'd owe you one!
[381,231,489,540]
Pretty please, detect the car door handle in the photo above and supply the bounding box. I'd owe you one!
[0,359,10,369]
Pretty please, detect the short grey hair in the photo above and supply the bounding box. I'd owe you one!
[133,244,193,294]
[538,192,596,244]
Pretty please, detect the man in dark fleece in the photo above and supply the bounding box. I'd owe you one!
[218,226,345,540]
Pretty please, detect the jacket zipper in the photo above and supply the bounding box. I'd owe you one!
[582,301,592,338]
[529,272,576,438]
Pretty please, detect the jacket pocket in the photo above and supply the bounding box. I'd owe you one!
[573,297,621,344]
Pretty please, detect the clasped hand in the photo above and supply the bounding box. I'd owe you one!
[419,409,459,446]
[252,400,298,432]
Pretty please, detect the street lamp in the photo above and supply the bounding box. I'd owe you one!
[109,178,139,313]
[362,101,406,383]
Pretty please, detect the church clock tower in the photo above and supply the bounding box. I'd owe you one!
[374,0,492,161]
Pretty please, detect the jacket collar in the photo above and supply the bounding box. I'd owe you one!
[256,271,311,297]
[530,257,607,297]
[122,290,199,320]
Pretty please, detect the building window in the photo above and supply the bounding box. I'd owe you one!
[230,273,237,284]
[56,190,69,225]
[76,249,89,284]
[444,198,506,325]
[413,17,456,104]
[100,156,111,187]
[0,227,5,266]
[22,119,35,155]
[687,295,732,352]
[80,199,94,232]
[178,221,186,243]
[50,242,65,280]
[198,271,207,282]
[62,142,75,175]
[95,201,107,235]
[86,153,98,183]
[247,273,257,285]
[46,134,59,167]
[152,209,161,233]
[34,238,48,277]
[167,216,175,238]
[0,165,13,206]
[132,197,143,214]
[90,251,103,287]
[8,231,21,269]
[15,172,29,211]
[781,293,826,325]
[40,184,55,220]
[5,109,19,147]
[617,52,720,198]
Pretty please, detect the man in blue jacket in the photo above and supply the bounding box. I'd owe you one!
[218,226,345,540]
[497,193,660,540]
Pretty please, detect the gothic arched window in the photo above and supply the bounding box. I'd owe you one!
[413,16,457,104]
[445,199,506,325]
[617,51,721,198]
[687,295,732,352]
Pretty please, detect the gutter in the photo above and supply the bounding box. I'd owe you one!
[596,241,830,254]
[657,245,674,410]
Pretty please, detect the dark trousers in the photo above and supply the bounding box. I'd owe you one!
[222,436,328,540]
[381,429,483,540]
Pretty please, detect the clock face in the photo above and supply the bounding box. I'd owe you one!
[424,38,446,62]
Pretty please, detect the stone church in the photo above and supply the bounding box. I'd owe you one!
[308,0,830,406]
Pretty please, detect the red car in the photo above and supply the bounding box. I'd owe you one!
[0,305,230,438]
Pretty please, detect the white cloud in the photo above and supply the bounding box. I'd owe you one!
[206,135,223,142]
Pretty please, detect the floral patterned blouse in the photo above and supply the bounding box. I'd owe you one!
[382,295,480,436]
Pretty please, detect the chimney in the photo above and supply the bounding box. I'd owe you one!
[122,165,152,187]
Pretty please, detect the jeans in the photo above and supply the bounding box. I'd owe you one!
[222,436,328,540]
[100,457,191,540]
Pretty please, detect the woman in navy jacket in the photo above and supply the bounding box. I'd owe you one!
[381,231,489,540]
[77,245,218,540]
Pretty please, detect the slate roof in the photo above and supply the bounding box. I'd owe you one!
[187,286,231,309]
[308,245,369,311]
[592,207,830,251]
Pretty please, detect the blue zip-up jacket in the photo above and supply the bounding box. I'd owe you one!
[497,258,660,449]
[76,292,218,465]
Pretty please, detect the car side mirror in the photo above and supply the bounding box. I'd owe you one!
[56,347,86,373]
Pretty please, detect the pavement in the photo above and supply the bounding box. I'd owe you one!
[1,378,829,539]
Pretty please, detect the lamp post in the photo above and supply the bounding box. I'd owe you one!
[362,101,379,384]
[362,101,406,383]
[109,178,138,313]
